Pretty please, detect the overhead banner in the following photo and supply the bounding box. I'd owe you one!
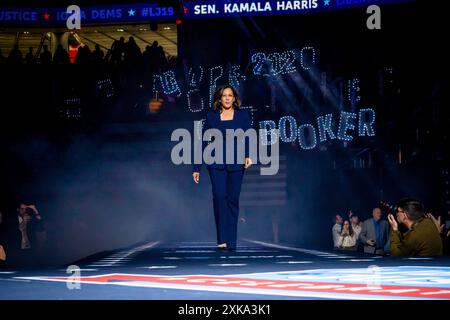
[181,0,414,19]
[0,3,176,27]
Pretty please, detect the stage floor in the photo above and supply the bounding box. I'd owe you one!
[1,240,449,300]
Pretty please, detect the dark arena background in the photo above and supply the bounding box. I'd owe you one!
[0,0,449,310]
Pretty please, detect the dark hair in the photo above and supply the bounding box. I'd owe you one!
[213,85,241,112]
[341,220,354,236]
[396,198,425,221]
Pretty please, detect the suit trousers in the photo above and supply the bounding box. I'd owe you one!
[208,167,244,249]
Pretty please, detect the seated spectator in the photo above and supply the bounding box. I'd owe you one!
[360,207,390,255]
[332,214,343,248]
[387,198,443,256]
[337,220,357,250]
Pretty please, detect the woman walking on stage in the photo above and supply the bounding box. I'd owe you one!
[192,85,252,251]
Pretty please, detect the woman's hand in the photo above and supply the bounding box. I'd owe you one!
[192,172,200,184]
[426,213,444,234]
[244,157,253,169]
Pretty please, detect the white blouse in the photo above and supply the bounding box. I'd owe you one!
[338,233,357,248]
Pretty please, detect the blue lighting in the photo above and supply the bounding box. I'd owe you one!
[181,0,413,20]
[337,111,357,141]
[188,66,204,87]
[187,89,205,113]
[0,3,176,26]
[154,71,181,96]
[209,66,223,108]
[279,116,297,143]
[229,65,246,89]
[358,108,376,137]
[299,47,316,70]
[259,120,278,146]
[317,114,336,142]
[298,124,317,149]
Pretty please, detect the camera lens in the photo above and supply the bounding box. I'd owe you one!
[379,201,397,214]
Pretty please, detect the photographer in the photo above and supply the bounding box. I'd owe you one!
[387,198,443,256]
[17,203,46,252]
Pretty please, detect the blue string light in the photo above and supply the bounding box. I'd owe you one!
[337,111,357,141]
[188,66,204,87]
[96,79,113,98]
[268,51,297,75]
[298,124,317,149]
[347,78,361,108]
[252,51,299,76]
[317,114,336,142]
[358,108,376,137]
[196,119,205,141]
[153,70,181,96]
[282,50,297,74]
[251,52,266,76]
[229,65,246,88]
[60,98,82,119]
[240,106,256,126]
[279,116,297,143]
[209,66,223,108]
[187,66,205,113]
[187,88,205,113]
[259,120,278,146]
[300,46,316,70]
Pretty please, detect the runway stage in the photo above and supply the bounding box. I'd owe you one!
[1,240,450,300]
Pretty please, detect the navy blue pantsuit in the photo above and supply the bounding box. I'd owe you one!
[208,168,244,249]
[193,109,251,249]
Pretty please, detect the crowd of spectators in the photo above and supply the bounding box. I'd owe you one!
[0,37,170,72]
[332,198,449,256]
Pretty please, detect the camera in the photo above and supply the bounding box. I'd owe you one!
[379,200,398,214]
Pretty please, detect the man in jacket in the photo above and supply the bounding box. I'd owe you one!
[360,207,390,255]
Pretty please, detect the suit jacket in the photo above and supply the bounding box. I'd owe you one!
[193,109,251,172]
[359,218,391,254]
